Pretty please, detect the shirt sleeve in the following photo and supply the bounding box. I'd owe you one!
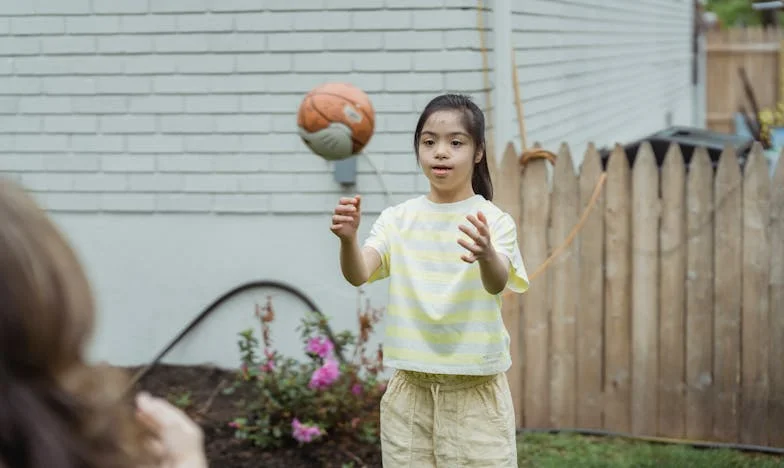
[362,208,392,283]
[491,212,529,293]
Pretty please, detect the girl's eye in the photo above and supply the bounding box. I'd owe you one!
[451,140,463,147]
[422,139,434,146]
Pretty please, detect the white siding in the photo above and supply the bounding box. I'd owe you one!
[512,0,695,161]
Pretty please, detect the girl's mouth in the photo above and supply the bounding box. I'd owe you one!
[432,166,451,176]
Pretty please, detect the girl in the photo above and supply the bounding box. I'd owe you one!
[0,177,206,468]
[330,94,529,467]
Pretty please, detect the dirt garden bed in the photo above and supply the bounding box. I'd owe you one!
[128,364,383,468]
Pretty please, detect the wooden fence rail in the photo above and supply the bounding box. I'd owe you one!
[494,140,784,447]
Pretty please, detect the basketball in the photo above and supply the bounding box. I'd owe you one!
[296,82,375,161]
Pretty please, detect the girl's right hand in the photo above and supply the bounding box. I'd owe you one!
[135,392,208,468]
[330,195,361,241]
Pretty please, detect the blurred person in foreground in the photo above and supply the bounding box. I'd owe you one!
[0,177,207,468]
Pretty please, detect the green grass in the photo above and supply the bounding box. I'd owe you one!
[516,432,784,468]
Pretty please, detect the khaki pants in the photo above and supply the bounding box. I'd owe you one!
[379,369,518,467]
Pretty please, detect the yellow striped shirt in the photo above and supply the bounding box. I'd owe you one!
[363,194,528,375]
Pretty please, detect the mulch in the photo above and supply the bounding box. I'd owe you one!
[127,363,383,468]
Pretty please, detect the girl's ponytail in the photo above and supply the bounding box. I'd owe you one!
[472,146,493,201]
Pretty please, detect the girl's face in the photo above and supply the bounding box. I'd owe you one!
[417,110,481,203]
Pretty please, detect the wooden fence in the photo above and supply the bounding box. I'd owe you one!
[706,27,781,134]
[492,140,784,447]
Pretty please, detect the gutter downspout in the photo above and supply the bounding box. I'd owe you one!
[492,0,514,167]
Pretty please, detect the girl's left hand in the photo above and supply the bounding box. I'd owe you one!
[458,211,494,263]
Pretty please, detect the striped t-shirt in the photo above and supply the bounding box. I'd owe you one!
[363,194,529,375]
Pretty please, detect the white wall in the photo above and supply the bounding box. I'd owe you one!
[511,0,696,164]
[0,0,697,369]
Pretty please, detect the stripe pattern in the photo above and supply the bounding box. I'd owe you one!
[364,194,528,375]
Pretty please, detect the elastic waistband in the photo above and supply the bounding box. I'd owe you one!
[396,370,497,391]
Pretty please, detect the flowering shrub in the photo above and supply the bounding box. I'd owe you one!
[225,292,386,450]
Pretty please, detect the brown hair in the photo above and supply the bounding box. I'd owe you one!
[0,177,158,468]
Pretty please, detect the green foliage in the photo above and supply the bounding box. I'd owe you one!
[224,295,386,450]
[704,0,781,27]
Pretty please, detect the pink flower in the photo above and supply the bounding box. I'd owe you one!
[259,360,275,373]
[308,358,340,390]
[305,336,334,359]
[351,383,363,396]
[292,418,323,443]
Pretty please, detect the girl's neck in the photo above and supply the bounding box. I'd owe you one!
[426,186,476,204]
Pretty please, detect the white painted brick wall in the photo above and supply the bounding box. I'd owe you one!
[0,1,490,215]
[512,0,696,160]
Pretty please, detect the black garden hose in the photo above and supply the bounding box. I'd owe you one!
[125,279,345,393]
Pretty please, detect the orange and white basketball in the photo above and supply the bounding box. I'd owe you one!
[296,82,375,161]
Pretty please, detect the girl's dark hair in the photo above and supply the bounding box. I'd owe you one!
[413,93,493,201]
[0,177,159,468]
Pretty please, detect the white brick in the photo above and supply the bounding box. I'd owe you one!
[0,37,40,56]
[444,30,481,49]
[183,174,238,192]
[96,77,151,95]
[240,94,300,113]
[269,193,331,213]
[153,34,211,53]
[414,51,482,71]
[77,173,129,192]
[212,154,267,172]
[128,173,183,191]
[11,17,66,35]
[412,9,476,30]
[177,13,234,32]
[267,0,325,10]
[151,0,209,13]
[41,77,93,95]
[159,115,215,133]
[444,71,482,91]
[43,116,97,133]
[66,16,121,35]
[369,93,415,113]
[128,96,184,113]
[325,32,383,51]
[20,173,74,191]
[236,54,291,73]
[93,0,149,14]
[183,135,241,153]
[268,33,324,52]
[4,136,69,152]
[352,10,411,29]
[210,75,267,93]
[294,12,351,30]
[101,193,156,212]
[292,53,350,72]
[100,115,156,134]
[238,173,294,192]
[241,134,299,153]
[207,0,266,12]
[70,135,125,153]
[271,115,296,132]
[0,154,44,171]
[121,15,177,33]
[234,13,292,31]
[294,173,342,192]
[0,97,19,114]
[4,77,43,95]
[267,154,330,173]
[356,172,416,192]
[353,52,412,72]
[0,18,7,33]
[175,54,235,74]
[102,155,156,172]
[36,192,100,212]
[326,0,384,9]
[0,2,35,15]
[184,95,240,113]
[385,72,444,92]
[0,115,41,133]
[42,154,100,172]
[209,34,268,52]
[385,0,443,9]
[363,132,411,152]
[33,0,91,14]
[14,56,125,76]
[215,115,271,133]
[41,36,96,55]
[0,59,11,75]
[153,76,210,94]
[127,135,183,154]
[213,194,269,213]
[124,55,179,74]
[98,35,154,54]
[157,155,214,172]
[384,31,443,50]
[156,193,213,212]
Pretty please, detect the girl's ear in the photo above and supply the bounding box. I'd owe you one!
[474,146,484,164]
